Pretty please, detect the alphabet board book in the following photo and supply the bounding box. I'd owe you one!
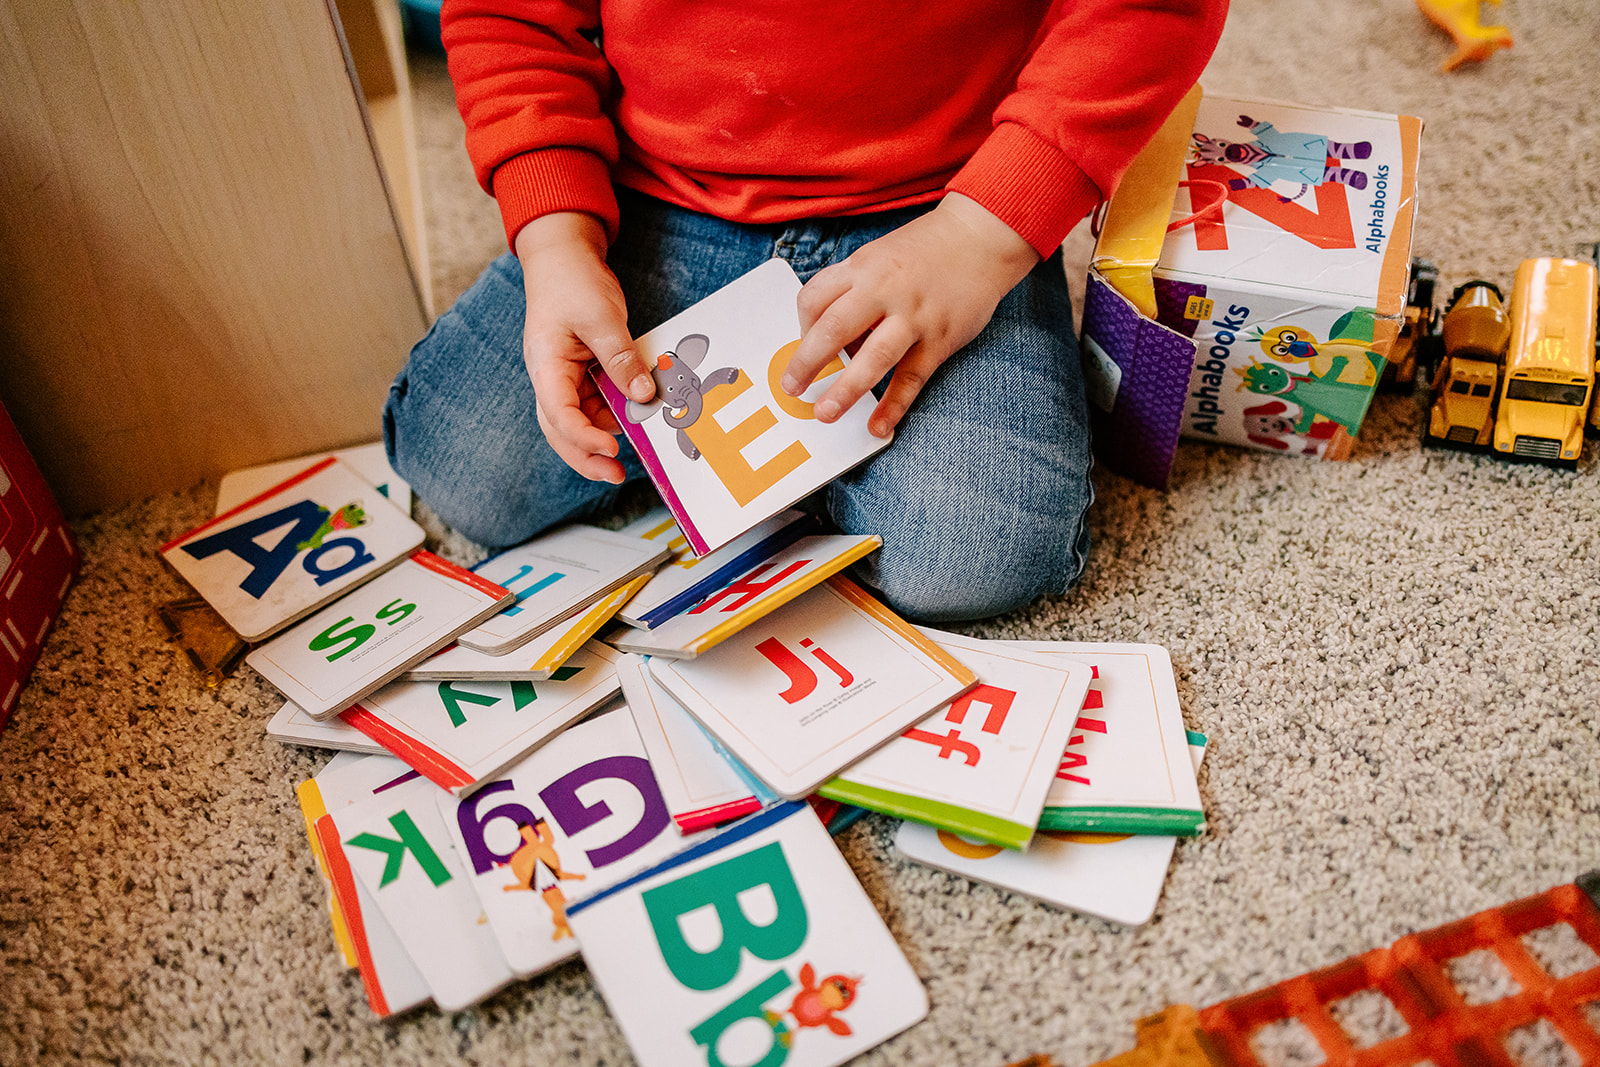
[1080,90,1421,487]
[617,506,813,630]
[455,523,670,655]
[567,801,928,1067]
[246,551,515,720]
[269,699,389,754]
[816,631,1094,851]
[1009,642,1205,836]
[163,456,426,642]
[323,767,517,1011]
[894,735,1206,927]
[214,442,411,517]
[591,258,892,557]
[435,705,689,977]
[608,532,881,660]
[618,653,764,833]
[297,753,434,1016]
[405,576,648,681]
[647,575,978,799]
[339,642,625,796]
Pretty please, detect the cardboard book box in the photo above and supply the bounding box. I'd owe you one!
[1081,87,1422,488]
[0,400,79,729]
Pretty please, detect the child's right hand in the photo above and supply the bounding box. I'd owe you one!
[514,212,655,483]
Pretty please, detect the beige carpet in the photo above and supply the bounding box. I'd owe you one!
[3,1,1599,1064]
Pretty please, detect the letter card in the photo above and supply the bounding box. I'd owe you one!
[270,700,388,754]
[215,442,411,517]
[592,258,892,556]
[616,507,812,630]
[296,753,433,1016]
[608,533,880,660]
[163,456,424,641]
[326,768,516,1011]
[245,551,514,719]
[339,642,624,796]
[568,802,927,1067]
[894,736,1206,926]
[1010,642,1204,835]
[455,524,670,655]
[436,706,687,977]
[618,653,763,832]
[648,577,977,799]
[405,573,650,681]
[817,632,1094,850]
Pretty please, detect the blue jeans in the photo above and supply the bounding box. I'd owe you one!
[384,190,1094,622]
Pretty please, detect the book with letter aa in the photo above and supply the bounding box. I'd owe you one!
[163,456,424,641]
[591,258,891,557]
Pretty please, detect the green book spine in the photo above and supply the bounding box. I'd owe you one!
[817,778,1034,851]
[1035,805,1205,836]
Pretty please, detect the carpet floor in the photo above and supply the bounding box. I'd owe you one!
[3,1,1598,1064]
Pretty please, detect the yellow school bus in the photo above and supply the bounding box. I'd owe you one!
[1491,257,1600,467]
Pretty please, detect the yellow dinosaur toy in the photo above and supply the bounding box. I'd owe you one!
[1414,0,1512,72]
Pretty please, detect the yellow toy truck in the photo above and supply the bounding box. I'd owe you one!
[1490,256,1599,467]
[1424,280,1511,451]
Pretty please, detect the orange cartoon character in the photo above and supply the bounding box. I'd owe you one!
[767,962,861,1044]
[500,817,587,941]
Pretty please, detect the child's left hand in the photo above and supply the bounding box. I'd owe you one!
[782,193,1040,438]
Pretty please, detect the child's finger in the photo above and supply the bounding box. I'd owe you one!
[583,333,656,405]
[786,286,877,396]
[814,317,916,424]
[868,347,935,438]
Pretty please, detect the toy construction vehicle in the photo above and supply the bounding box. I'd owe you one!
[1379,258,1440,393]
[1424,279,1510,451]
[1424,255,1600,468]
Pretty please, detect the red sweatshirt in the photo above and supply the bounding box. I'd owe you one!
[441,0,1228,259]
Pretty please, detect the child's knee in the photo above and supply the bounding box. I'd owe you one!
[857,508,1092,623]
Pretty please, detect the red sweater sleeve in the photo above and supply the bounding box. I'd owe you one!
[441,0,623,248]
[948,0,1231,257]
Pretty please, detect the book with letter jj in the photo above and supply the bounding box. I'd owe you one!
[590,259,891,557]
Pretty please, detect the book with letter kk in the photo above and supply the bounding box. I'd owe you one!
[591,259,891,557]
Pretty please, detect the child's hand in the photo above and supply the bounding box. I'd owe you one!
[515,212,656,483]
[782,194,1040,438]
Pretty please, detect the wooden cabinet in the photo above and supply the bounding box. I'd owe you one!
[0,0,433,515]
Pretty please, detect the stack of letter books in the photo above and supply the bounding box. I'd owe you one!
[159,262,1208,1065]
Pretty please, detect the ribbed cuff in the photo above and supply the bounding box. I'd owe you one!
[947,122,1103,258]
[490,148,619,251]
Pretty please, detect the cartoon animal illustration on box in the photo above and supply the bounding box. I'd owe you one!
[1251,309,1385,386]
[500,817,587,941]
[1189,116,1372,200]
[765,963,861,1044]
[1242,400,1342,455]
[1236,360,1374,434]
[625,333,741,460]
[294,501,369,552]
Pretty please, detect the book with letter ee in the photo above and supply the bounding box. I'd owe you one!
[591,258,891,556]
